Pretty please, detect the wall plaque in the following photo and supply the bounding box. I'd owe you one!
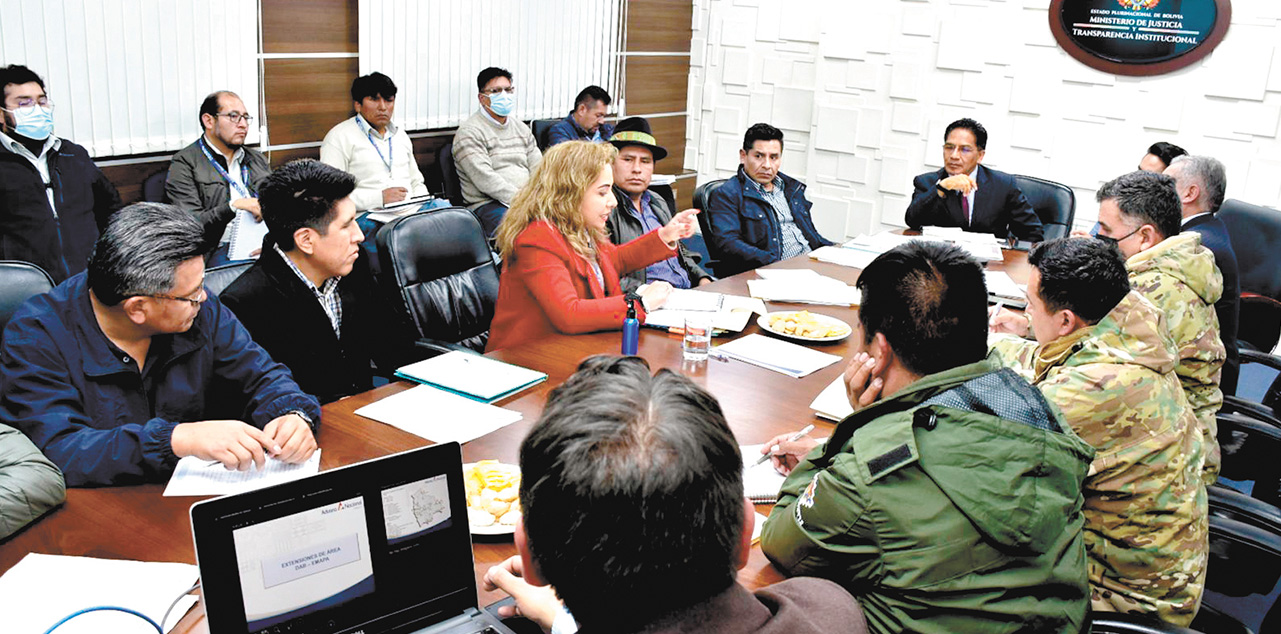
[1049,0,1231,76]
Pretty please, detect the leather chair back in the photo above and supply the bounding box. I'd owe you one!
[529,118,559,151]
[692,179,729,270]
[204,261,255,298]
[1192,515,1281,633]
[1086,611,1209,633]
[438,143,464,206]
[142,169,168,203]
[1012,174,1075,242]
[0,261,55,339]
[1219,199,1281,301]
[376,207,498,352]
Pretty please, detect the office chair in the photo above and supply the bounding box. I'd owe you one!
[1012,174,1075,242]
[1085,611,1206,633]
[692,179,728,276]
[529,118,560,152]
[203,261,256,298]
[1233,349,1281,421]
[142,169,169,203]
[438,142,464,206]
[376,207,499,354]
[1217,410,1281,507]
[1209,484,1281,536]
[0,261,55,339]
[1218,199,1281,352]
[1191,515,1281,634]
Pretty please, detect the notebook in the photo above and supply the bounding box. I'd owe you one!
[395,351,547,403]
[191,443,517,634]
[740,444,788,503]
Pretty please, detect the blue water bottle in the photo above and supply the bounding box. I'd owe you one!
[622,293,640,355]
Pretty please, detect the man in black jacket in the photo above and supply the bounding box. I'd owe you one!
[221,159,403,403]
[1,64,121,283]
[605,117,711,293]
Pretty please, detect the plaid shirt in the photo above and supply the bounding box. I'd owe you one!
[273,244,342,337]
[750,175,809,259]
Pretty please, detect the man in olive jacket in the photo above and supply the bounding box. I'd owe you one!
[0,422,65,539]
[760,241,1094,634]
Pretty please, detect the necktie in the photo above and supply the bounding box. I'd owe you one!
[961,193,971,226]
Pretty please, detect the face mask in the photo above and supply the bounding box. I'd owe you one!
[488,92,515,117]
[1092,225,1139,250]
[3,104,54,141]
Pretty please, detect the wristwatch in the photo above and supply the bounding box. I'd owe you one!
[287,409,315,431]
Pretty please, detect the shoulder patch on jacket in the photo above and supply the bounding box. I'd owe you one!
[922,368,1065,434]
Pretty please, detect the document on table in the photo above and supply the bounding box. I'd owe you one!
[810,375,855,421]
[227,208,269,261]
[395,350,547,403]
[660,288,725,312]
[713,333,842,378]
[746,276,861,306]
[644,294,767,332]
[920,226,1004,262]
[163,450,322,497]
[985,270,1027,302]
[0,553,199,634]
[809,245,879,270]
[355,384,523,444]
[751,511,769,544]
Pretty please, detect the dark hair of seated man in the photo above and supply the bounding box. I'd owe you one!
[350,71,397,103]
[1096,170,1183,240]
[741,121,783,152]
[258,159,357,251]
[1029,237,1131,324]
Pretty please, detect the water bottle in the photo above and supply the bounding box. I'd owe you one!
[622,294,640,355]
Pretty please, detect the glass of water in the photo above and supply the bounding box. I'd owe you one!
[683,314,713,362]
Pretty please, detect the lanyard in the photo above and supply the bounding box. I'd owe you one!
[198,137,253,199]
[354,115,393,175]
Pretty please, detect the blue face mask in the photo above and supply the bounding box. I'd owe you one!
[4,104,54,141]
[488,92,515,117]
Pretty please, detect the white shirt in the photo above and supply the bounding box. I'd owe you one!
[0,130,61,217]
[964,167,978,222]
[319,114,428,211]
[204,134,249,244]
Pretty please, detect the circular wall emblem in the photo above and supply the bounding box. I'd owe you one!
[1049,0,1231,76]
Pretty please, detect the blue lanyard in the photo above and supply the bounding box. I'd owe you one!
[198,137,253,199]
[354,115,393,175]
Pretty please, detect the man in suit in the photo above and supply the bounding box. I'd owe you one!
[905,118,1043,242]
[605,116,712,293]
[166,90,272,266]
[1165,155,1240,394]
[221,159,406,404]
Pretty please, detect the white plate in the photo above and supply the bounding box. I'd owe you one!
[464,462,520,536]
[757,311,852,343]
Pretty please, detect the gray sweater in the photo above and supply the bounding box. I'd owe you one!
[452,110,542,209]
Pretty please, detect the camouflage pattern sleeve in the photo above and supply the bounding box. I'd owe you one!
[987,333,1037,381]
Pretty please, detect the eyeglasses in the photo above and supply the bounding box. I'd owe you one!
[482,87,516,95]
[8,96,52,109]
[216,112,254,125]
[143,286,207,307]
[943,143,978,156]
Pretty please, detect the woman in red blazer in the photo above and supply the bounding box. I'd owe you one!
[485,141,699,352]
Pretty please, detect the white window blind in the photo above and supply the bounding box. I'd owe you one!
[0,0,261,158]
[358,0,625,131]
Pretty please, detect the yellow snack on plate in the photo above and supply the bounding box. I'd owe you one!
[464,461,522,528]
[768,311,849,339]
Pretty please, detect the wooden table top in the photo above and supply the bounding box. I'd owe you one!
[0,247,1028,632]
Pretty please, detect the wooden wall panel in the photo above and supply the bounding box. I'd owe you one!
[646,115,686,173]
[262,0,358,54]
[626,0,693,53]
[674,175,695,212]
[623,57,689,115]
[100,161,170,205]
[266,147,321,168]
[263,58,360,146]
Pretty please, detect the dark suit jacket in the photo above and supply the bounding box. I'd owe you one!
[905,165,1043,241]
[1184,213,1241,394]
[220,246,403,404]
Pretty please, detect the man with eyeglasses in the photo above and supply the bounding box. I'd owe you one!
[0,202,321,487]
[166,90,272,266]
[905,118,1043,242]
[0,64,121,283]
[453,66,542,238]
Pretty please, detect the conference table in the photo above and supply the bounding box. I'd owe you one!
[0,246,1029,633]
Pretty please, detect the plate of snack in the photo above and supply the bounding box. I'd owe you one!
[464,460,521,535]
[758,310,852,343]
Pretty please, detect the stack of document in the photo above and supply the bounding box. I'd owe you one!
[660,288,724,312]
[395,351,547,403]
[355,384,523,444]
[809,376,855,421]
[644,293,767,332]
[809,245,879,270]
[362,195,437,223]
[920,227,1004,262]
[713,333,842,378]
[985,270,1027,306]
[747,269,860,306]
[163,450,323,497]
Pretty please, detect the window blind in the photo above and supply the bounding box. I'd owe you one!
[358,0,625,131]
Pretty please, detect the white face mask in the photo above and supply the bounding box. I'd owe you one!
[3,103,54,141]
[488,92,515,117]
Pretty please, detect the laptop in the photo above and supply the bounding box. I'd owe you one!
[191,442,517,634]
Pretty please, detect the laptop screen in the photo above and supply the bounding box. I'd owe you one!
[192,443,477,634]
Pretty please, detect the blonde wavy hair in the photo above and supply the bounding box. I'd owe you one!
[495,140,619,261]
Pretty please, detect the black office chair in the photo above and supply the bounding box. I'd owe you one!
[1013,174,1075,242]
[1191,515,1281,634]
[1209,484,1281,536]
[1219,199,1281,352]
[692,179,729,276]
[203,261,255,298]
[142,168,168,203]
[0,261,55,339]
[376,207,498,354]
[1235,349,1281,420]
[529,118,560,152]
[1086,611,1206,633]
[1217,410,1281,508]
[437,142,464,206]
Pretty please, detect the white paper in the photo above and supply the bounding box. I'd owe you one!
[661,289,724,312]
[754,268,822,280]
[810,376,855,422]
[751,511,769,544]
[0,553,199,634]
[809,245,879,270]
[747,278,861,306]
[985,270,1026,300]
[713,334,842,378]
[355,384,523,444]
[645,294,766,332]
[227,209,269,261]
[163,450,322,497]
[740,444,789,502]
[396,351,546,402]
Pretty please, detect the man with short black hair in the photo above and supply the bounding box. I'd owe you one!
[1,64,121,283]
[546,85,614,147]
[482,355,868,633]
[453,67,542,238]
[705,123,832,276]
[1139,141,1187,172]
[1165,155,1239,394]
[905,118,1042,242]
[166,90,272,265]
[320,72,427,212]
[991,237,1208,627]
[760,241,1093,634]
[222,160,407,404]
[0,203,320,487]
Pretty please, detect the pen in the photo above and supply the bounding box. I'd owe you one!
[755,424,815,465]
[988,298,1005,327]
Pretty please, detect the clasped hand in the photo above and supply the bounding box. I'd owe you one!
[171,414,317,471]
[937,174,978,196]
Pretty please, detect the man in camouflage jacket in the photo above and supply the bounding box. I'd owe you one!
[991,237,1208,627]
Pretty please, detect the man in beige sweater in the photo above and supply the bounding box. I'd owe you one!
[452,66,542,238]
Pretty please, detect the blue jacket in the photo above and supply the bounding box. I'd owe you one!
[0,272,320,486]
[547,113,615,147]
[705,167,833,276]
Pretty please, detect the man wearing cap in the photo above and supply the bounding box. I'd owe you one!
[606,117,712,293]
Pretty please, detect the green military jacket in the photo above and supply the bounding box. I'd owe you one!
[1127,231,1225,483]
[761,359,1095,634]
[991,291,1209,626]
